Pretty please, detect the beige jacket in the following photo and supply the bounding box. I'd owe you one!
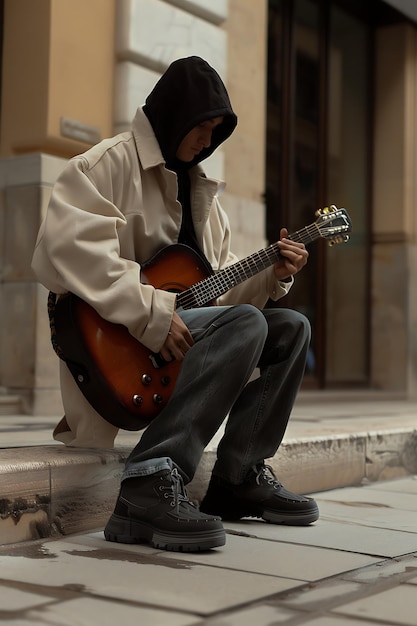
[32,107,292,447]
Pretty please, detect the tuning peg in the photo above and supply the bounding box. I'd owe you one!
[316,204,339,217]
[327,234,350,247]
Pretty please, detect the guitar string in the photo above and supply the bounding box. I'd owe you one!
[178,223,324,308]
[177,223,322,309]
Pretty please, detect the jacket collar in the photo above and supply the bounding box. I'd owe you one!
[132,107,165,170]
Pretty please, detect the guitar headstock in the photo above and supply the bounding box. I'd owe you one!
[315,205,352,246]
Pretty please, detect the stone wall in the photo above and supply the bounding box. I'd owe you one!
[0,155,66,414]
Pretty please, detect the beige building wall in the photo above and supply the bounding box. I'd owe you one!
[221,0,268,259]
[1,0,115,158]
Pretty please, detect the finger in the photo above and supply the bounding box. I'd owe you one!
[160,335,193,362]
[278,238,307,252]
[181,328,194,349]
[167,330,194,352]
[279,248,305,264]
[169,313,194,347]
[279,244,308,263]
[159,346,176,362]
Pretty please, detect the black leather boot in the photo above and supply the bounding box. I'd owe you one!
[105,467,225,552]
[200,464,319,526]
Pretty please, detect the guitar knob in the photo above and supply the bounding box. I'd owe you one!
[153,394,163,405]
[161,376,171,386]
[132,395,143,406]
[141,374,152,386]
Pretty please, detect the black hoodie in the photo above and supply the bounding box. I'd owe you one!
[143,56,238,170]
[143,56,238,252]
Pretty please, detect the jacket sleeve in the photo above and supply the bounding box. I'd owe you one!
[31,157,176,353]
[211,198,293,309]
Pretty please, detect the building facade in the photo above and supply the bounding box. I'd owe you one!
[1,0,417,415]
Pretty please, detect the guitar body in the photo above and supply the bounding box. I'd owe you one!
[54,245,213,431]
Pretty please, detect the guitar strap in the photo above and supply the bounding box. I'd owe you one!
[47,291,95,395]
[47,291,66,361]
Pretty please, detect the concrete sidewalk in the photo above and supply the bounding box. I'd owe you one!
[0,391,417,624]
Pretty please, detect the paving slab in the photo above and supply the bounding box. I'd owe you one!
[366,476,417,494]
[224,518,417,558]
[1,595,200,626]
[158,531,381,581]
[313,484,417,512]
[1,587,50,612]
[304,617,386,625]
[195,604,301,624]
[332,584,417,625]
[310,478,417,540]
[312,497,417,533]
[341,553,417,584]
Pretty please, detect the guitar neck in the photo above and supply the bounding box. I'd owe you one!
[176,221,320,310]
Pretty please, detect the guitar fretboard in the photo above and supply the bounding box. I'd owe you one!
[176,222,320,310]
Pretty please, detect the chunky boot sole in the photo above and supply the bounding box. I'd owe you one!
[104,513,226,552]
[206,503,319,526]
[262,505,319,526]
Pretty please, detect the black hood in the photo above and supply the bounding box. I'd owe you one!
[143,56,237,170]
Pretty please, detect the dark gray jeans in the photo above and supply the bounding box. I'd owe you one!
[123,304,311,484]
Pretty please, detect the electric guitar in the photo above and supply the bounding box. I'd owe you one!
[53,205,352,431]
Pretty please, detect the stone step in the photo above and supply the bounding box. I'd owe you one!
[1,423,416,546]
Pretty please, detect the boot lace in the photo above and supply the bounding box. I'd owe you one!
[160,468,196,514]
[253,464,282,489]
